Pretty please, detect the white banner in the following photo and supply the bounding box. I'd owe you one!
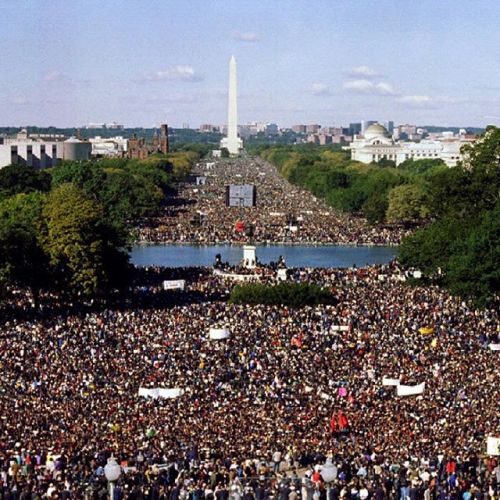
[397,382,425,396]
[488,343,500,351]
[163,280,185,291]
[486,436,500,456]
[382,377,401,386]
[138,388,184,399]
[209,327,230,340]
[277,269,287,281]
[331,325,349,332]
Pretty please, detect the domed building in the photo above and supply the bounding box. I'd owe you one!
[348,122,466,167]
[363,123,391,140]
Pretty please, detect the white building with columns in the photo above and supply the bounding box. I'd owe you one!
[348,123,472,167]
[0,129,91,169]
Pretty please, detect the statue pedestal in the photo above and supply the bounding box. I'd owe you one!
[243,245,257,269]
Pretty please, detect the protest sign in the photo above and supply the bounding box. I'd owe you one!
[397,382,425,396]
[382,377,401,386]
[486,436,500,456]
[138,388,184,399]
[163,280,185,291]
[209,327,230,340]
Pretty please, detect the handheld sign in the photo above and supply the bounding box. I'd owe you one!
[397,382,425,396]
[209,328,230,340]
[163,280,185,291]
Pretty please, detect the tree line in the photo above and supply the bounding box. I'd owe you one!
[258,128,499,304]
[229,282,337,308]
[0,152,198,306]
[257,143,444,225]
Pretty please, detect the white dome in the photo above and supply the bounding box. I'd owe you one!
[64,136,83,143]
[364,123,389,139]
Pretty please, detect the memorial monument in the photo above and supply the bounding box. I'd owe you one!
[220,56,243,156]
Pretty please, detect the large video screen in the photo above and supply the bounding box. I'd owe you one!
[225,184,257,207]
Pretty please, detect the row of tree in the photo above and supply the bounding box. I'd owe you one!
[258,143,445,225]
[0,152,198,305]
[229,282,337,307]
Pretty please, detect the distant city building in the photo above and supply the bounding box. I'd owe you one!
[348,123,474,167]
[85,121,124,130]
[199,124,220,133]
[384,120,394,134]
[127,123,169,159]
[318,134,332,145]
[292,125,307,134]
[349,123,362,135]
[307,131,351,145]
[305,124,321,134]
[238,125,252,139]
[264,123,278,135]
[333,135,351,144]
[0,129,91,169]
[395,124,418,140]
[89,136,128,157]
[158,124,169,154]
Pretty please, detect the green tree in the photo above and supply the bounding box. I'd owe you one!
[398,158,446,175]
[363,191,389,225]
[425,166,471,218]
[398,126,500,304]
[42,183,129,297]
[0,192,49,307]
[50,161,106,195]
[398,216,472,274]
[386,184,429,224]
[0,164,51,201]
[446,202,500,305]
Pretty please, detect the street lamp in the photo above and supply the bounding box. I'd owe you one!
[104,455,121,498]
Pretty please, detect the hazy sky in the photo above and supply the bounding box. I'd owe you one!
[1,0,499,128]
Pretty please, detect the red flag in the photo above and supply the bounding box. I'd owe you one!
[330,414,338,432]
[338,411,349,430]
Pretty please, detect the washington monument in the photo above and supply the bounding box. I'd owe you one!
[220,55,243,155]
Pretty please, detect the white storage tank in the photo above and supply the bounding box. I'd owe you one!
[63,137,91,161]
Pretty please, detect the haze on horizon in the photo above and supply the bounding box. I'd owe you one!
[1,0,499,129]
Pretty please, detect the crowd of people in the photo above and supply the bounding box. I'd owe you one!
[136,158,407,246]
[0,260,498,498]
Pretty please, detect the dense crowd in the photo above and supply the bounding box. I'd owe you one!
[137,158,407,246]
[0,262,498,498]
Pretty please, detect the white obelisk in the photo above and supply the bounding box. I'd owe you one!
[221,55,243,155]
